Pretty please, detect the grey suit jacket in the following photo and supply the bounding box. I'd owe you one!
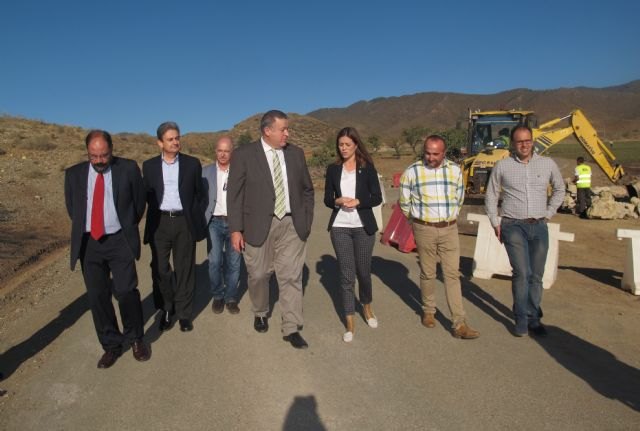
[227,140,314,247]
[202,163,218,221]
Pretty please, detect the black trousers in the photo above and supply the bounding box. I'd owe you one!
[80,231,144,353]
[150,214,195,320]
[576,187,592,215]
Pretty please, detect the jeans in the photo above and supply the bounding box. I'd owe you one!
[500,218,549,330]
[207,217,242,302]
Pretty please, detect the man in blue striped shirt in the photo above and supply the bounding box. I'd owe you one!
[400,135,479,339]
[485,125,565,337]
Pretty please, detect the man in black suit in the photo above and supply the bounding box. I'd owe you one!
[64,130,150,369]
[143,122,207,332]
[228,110,314,349]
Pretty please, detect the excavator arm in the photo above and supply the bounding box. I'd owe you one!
[533,109,624,183]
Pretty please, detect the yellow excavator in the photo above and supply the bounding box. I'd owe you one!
[461,109,625,193]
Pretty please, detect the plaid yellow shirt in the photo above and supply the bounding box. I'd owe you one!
[399,158,464,222]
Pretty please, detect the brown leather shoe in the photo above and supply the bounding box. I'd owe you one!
[131,340,150,362]
[225,302,240,314]
[453,323,480,339]
[97,350,121,369]
[212,299,225,314]
[422,313,436,328]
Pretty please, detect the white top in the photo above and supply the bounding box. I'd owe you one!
[213,162,229,216]
[332,167,363,228]
[261,138,291,213]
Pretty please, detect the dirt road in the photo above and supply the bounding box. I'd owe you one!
[1,193,639,430]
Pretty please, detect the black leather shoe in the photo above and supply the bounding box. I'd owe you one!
[212,299,225,314]
[529,323,548,337]
[179,319,193,332]
[283,332,308,349]
[131,339,150,362]
[254,317,268,333]
[226,302,240,314]
[159,310,173,332]
[97,350,121,369]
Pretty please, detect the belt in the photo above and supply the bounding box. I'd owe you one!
[160,210,184,217]
[413,218,457,228]
[273,213,292,218]
[212,215,227,220]
[503,217,545,224]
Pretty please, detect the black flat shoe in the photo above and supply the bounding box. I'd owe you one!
[159,310,173,332]
[283,332,308,349]
[179,319,193,332]
[254,316,268,333]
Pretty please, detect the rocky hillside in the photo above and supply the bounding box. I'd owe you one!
[308,80,640,139]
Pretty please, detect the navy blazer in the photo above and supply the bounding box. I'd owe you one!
[142,153,207,244]
[64,157,146,270]
[324,162,382,235]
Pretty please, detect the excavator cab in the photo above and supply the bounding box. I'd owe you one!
[466,111,538,156]
[463,110,537,193]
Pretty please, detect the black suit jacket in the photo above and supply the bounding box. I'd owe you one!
[324,162,382,235]
[227,141,314,247]
[64,157,146,270]
[142,153,207,244]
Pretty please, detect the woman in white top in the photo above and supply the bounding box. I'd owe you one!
[323,127,383,342]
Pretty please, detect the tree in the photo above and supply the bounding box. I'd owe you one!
[367,135,381,154]
[402,126,431,156]
[390,139,404,158]
[308,136,336,167]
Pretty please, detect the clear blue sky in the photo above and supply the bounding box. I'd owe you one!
[1,0,638,134]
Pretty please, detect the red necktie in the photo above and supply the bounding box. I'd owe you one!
[91,173,105,240]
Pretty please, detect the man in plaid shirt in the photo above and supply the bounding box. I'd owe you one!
[400,135,479,339]
[485,125,564,337]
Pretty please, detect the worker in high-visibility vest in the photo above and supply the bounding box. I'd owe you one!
[573,156,592,219]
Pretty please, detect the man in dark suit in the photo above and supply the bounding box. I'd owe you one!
[228,110,314,349]
[64,130,150,369]
[143,122,207,333]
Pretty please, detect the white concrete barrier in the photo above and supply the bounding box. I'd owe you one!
[467,213,575,289]
[616,229,640,295]
[373,174,386,232]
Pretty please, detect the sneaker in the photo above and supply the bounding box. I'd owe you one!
[342,331,353,343]
[514,319,528,337]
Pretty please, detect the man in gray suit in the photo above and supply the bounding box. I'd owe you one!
[202,136,242,314]
[228,110,314,349]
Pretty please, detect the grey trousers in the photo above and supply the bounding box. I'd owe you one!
[244,216,306,335]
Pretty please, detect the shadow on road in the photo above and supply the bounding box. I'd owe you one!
[534,326,640,412]
[459,256,513,332]
[0,293,89,380]
[458,257,640,412]
[371,255,429,318]
[559,265,622,290]
[316,254,344,326]
[282,395,326,431]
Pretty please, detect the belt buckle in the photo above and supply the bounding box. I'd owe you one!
[169,210,177,218]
